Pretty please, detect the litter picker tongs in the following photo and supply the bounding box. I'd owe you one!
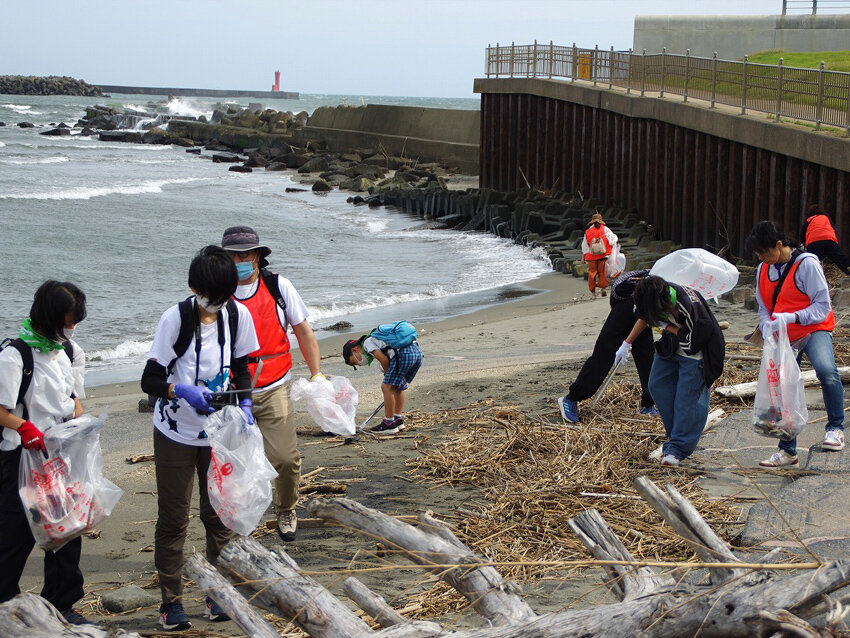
[345,401,385,444]
[589,360,622,408]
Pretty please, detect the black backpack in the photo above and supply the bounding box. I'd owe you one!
[0,338,75,421]
[166,297,240,375]
[259,268,287,316]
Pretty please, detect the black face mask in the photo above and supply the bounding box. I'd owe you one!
[593,222,601,228]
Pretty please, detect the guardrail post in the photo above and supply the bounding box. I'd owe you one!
[572,42,577,81]
[495,42,500,78]
[627,48,632,94]
[711,51,717,108]
[549,40,554,78]
[660,47,666,97]
[609,46,614,89]
[775,57,784,123]
[742,54,749,115]
[684,48,690,103]
[816,60,825,130]
[593,44,599,86]
[486,43,491,78]
[532,40,538,77]
[640,49,646,96]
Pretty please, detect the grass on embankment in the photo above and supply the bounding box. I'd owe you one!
[745,49,850,72]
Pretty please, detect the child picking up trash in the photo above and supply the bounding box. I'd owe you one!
[343,321,422,435]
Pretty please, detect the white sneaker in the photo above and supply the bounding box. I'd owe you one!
[823,429,845,451]
[758,450,799,468]
[660,454,679,466]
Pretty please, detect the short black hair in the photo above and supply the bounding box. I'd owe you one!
[808,203,827,216]
[30,280,87,343]
[633,275,675,326]
[744,221,794,255]
[188,245,238,306]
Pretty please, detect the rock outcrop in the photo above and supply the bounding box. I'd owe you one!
[0,75,103,96]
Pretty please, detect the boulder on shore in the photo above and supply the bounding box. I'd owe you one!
[0,75,103,97]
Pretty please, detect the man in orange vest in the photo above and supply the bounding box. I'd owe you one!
[581,212,618,297]
[801,204,850,275]
[222,227,323,541]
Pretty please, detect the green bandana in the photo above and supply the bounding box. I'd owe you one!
[18,318,65,354]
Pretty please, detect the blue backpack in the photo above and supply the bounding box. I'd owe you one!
[369,321,418,349]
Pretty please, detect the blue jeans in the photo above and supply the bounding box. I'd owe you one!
[778,330,845,456]
[649,354,710,460]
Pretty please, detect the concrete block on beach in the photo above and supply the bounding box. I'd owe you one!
[100,585,159,613]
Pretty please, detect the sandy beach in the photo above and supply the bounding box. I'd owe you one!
[17,270,764,635]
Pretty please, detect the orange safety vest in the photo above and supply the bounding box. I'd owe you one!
[805,214,839,244]
[236,276,292,388]
[584,224,612,261]
[758,253,835,342]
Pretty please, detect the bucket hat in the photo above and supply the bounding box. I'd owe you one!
[221,226,272,259]
[587,213,604,226]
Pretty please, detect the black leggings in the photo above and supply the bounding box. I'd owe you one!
[567,300,655,407]
[0,447,84,611]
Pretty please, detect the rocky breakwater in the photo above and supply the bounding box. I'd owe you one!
[0,75,103,96]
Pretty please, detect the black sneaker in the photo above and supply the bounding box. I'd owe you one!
[205,596,230,622]
[159,602,192,631]
[393,416,406,432]
[370,419,400,435]
[60,608,92,626]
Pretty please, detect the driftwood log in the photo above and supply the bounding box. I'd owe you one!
[306,499,537,627]
[715,366,850,398]
[183,552,279,638]
[0,593,142,637]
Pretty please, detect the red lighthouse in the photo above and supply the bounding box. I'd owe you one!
[271,71,280,92]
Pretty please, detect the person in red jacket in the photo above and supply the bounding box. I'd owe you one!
[581,212,619,297]
[801,204,850,275]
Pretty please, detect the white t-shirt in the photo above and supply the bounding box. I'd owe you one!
[233,274,310,391]
[147,300,259,446]
[0,342,84,451]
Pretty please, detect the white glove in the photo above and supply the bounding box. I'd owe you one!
[613,341,631,367]
[772,312,797,326]
[310,373,327,382]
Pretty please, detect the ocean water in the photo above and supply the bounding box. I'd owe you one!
[0,94,549,384]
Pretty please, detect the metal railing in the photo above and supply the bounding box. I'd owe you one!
[485,42,850,133]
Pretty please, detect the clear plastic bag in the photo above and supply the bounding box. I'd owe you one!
[18,413,123,551]
[649,248,739,300]
[291,376,358,436]
[205,406,277,536]
[605,242,626,279]
[752,322,808,440]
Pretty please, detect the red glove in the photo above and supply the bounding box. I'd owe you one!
[17,421,46,453]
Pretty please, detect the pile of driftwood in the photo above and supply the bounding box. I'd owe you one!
[2,477,848,637]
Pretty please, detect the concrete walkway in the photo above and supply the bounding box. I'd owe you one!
[693,388,850,561]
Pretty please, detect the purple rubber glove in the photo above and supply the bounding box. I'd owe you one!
[174,384,213,413]
[239,398,255,425]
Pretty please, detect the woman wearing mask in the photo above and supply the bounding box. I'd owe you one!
[0,280,90,624]
[141,246,258,630]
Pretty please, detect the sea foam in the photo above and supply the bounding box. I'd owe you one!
[0,177,210,200]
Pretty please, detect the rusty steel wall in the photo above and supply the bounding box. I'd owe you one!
[480,92,850,258]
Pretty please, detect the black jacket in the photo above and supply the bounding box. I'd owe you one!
[641,283,726,388]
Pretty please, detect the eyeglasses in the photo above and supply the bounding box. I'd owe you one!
[232,250,255,258]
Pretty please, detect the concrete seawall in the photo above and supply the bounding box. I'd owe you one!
[96,84,299,99]
[299,104,480,174]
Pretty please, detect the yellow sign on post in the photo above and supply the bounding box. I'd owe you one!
[578,52,591,80]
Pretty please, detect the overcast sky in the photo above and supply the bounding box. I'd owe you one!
[0,0,826,97]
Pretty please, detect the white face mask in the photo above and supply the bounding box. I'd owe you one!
[63,327,75,340]
[196,295,226,314]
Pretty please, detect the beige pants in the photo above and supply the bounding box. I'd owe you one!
[253,382,301,511]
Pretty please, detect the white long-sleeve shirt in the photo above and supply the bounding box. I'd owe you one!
[755,252,832,331]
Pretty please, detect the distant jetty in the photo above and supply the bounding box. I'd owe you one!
[0,75,103,96]
[96,85,299,99]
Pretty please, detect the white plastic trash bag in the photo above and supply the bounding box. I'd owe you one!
[752,322,808,440]
[205,406,277,536]
[18,413,123,551]
[649,248,739,300]
[291,376,358,437]
[605,242,626,279]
